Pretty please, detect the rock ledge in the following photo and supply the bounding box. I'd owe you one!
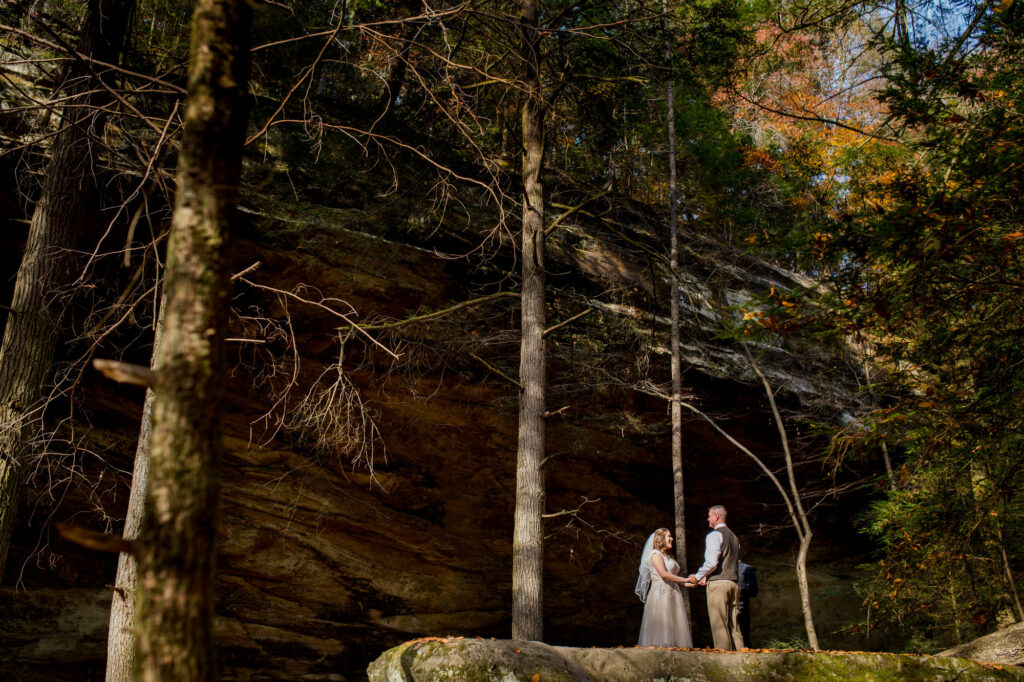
[367,637,1024,681]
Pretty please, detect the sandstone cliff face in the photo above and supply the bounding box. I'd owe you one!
[0,192,873,681]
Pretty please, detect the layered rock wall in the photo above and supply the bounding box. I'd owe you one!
[0,195,872,680]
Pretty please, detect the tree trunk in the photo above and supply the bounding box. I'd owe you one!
[861,354,895,490]
[971,459,1024,623]
[880,440,895,489]
[750,352,819,650]
[795,534,818,650]
[511,0,546,643]
[133,1,251,679]
[994,517,1024,622]
[685,383,822,651]
[663,0,689,619]
[0,0,133,580]
[105,294,165,682]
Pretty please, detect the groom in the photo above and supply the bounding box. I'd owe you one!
[686,505,744,650]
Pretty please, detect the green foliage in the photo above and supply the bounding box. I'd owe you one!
[722,0,1024,650]
[761,635,811,650]
[808,1,1024,649]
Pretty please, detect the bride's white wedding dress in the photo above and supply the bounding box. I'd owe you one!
[638,549,693,648]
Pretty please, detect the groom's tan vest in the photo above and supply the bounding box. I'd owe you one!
[707,525,739,582]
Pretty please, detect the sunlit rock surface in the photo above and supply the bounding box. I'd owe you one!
[367,638,1024,682]
[941,621,1024,667]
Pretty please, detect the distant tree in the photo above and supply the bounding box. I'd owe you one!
[659,0,745,621]
[512,0,547,643]
[133,0,251,677]
[663,0,689,620]
[105,294,165,682]
[0,0,135,580]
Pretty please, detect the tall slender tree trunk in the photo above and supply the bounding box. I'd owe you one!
[971,459,1024,623]
[105,294,165,682]
[663,0,688,618]
[687,353,820,649]
[994,517,1024,622]
[0,0,133,580]
[133,0,251,678]
[511,0,546,643]
[861,353,895,490]
[795,534,815,646]
[751,355,819,650]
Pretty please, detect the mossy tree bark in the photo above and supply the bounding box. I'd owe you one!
[133,0,251,679]
[512,0,546,643]
[0,0,133,580]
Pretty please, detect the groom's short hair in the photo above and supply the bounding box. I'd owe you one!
[709,505,727,520]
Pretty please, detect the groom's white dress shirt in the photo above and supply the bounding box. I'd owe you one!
[696,522,728,580]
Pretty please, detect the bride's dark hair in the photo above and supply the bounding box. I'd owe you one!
[652,527,673,556]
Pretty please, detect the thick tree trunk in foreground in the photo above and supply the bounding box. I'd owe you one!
[134,1,251,679]
[0,0,133,580]
[512,0,546,643]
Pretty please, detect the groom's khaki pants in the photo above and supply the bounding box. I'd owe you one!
[707,580,744,650]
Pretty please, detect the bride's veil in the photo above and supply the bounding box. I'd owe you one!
[635,531,656,602]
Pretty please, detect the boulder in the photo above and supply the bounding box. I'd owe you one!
[940,621,1024,667]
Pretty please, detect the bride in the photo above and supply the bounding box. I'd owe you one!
[635,527,693,648]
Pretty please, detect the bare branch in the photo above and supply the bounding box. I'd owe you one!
[544,307,592,337]
[237,276,401,360]
[231,261,262,281]
[92,359,155,388]
[542,496,600,519]
[470,352,522,390]
[545,190,608,237]
[0,22,187,94]
[350,291,520,331]
[245,16,347,147]
[678,399,803,540]
[56,522,136,555]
